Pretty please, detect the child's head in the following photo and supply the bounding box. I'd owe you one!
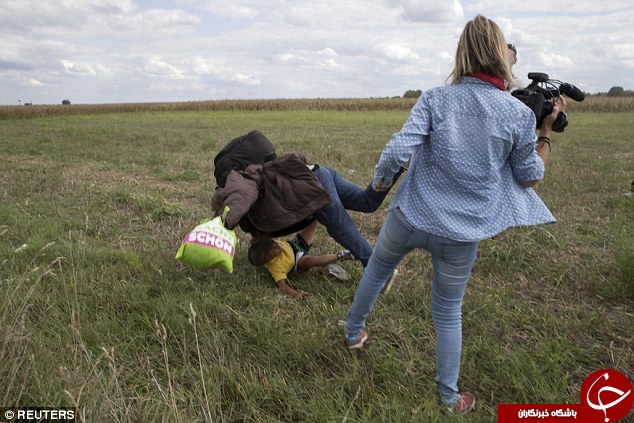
[248,237,281,266]
[211,188,226,216]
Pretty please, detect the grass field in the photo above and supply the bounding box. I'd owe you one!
[0,105,632,422]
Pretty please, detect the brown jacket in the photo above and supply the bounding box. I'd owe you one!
[222,153,331,237]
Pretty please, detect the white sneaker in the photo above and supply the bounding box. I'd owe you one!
[328,264,350,280]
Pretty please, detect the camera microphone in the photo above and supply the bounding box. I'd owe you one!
[512,72,584,132]
[559,83,585,102]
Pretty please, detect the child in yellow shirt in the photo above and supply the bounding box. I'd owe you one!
[248,221,353,298]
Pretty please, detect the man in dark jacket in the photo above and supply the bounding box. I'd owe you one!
[213,152,402,267]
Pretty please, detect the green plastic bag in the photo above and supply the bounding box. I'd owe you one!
[175,207,237,273]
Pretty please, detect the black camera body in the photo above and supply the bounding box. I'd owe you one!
[511,72,585,132]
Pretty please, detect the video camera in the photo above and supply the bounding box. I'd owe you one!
[511,73,585,132]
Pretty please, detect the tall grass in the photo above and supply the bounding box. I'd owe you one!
[0,108,632,422]
[1,95,631,120]
[0,98,417,120]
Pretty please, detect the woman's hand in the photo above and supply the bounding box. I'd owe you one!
[541,96,568,131]
[372,178,391,192]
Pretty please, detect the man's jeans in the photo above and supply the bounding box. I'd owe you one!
[345,207,478,406]
[313,166,395,266]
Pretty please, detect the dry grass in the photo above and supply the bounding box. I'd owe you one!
[1,95,632,120]
[0,98,418,119]
[568,96,634,112]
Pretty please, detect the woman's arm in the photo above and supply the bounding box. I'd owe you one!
[520,96,567,188]
[373,95,430,190]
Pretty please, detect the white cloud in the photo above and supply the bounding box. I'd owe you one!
[319,48,338,58]
[277,52,299,64]
[0,0,133,29]
[27,77,44,86]
[142,56,187,79]
[188,57,220,75]
[537,52,575,69]
[61,60,97,76]
[376,43,420,61]
[199,2,261,19]
[106,9,201,35]
[231,73,261,85]
[384,0,463,23]
[320,59,345,70]
[0,0,633,103]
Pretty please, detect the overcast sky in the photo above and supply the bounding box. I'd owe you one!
[1,0,633,105]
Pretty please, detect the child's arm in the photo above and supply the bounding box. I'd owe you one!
[296,254,338,271]
[276,279,308,299]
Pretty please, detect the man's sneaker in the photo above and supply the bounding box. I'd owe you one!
[381,268,398,294]
[346,330,368,349]
[449,392,476,414]
[337,249,354,261]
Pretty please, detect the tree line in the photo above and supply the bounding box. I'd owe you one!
[602,86,634,97]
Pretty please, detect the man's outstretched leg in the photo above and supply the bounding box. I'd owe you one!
[317,166,405,213]
[313,168,374,266]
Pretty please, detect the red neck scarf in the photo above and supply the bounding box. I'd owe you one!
[468,73,506,91]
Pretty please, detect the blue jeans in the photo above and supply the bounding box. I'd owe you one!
[345,207,478,406]
[313,166,397,266]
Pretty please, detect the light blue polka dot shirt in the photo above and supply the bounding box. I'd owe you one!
[374,76,556,242]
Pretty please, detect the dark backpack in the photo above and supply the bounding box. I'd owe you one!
[213,130,277,188]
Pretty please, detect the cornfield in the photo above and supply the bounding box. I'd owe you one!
[0,98,416,119]
[0,96,631,120]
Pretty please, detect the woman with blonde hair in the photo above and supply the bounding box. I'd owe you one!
[343,15,566,414]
